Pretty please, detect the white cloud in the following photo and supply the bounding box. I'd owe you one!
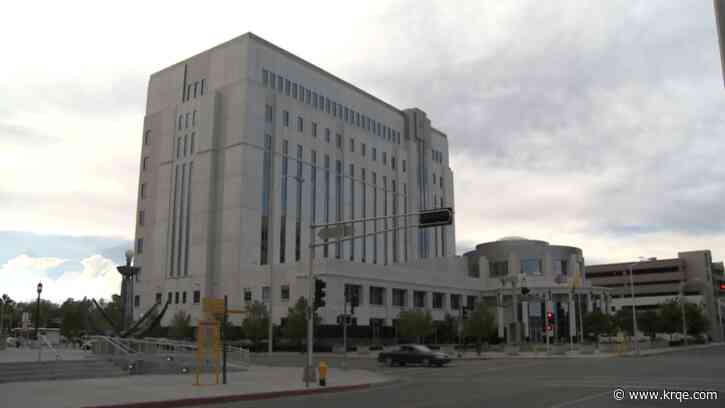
[0,254,121,303]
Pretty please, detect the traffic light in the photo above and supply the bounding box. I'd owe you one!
[719,282,725,292]
[462,307,469,319]
[418,207,454,228]
[521,286,530,295]
[314,278,326,309]
[350,292,359,315]
[546,312,554,323]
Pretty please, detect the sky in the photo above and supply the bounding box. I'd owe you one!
[2,0,724,302]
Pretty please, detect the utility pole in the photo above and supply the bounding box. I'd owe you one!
[629,264,640,355]
[680,281,688,346]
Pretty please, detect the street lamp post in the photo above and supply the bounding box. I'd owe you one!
[34,282,43,340]
[680,281,689,346]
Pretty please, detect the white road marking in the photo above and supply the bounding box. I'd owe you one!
[546,390,612,408]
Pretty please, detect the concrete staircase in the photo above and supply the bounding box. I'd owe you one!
[0,358,127,383]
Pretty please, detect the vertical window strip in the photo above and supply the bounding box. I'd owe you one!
[335,160,343,259]
[403,183,408,262]
[383,175,388,265]
[441,196,446,257]
[349,164,355,261]
[177,164,186,277]
[361,169,366,262]
[295,145,303,262]
[324,155,330,257]
[392,180,398,263]
[372,172,377,264]
[184,162,193,275]
[280,140,289,263]
[311,151,317,258]
[170,165,179,276]
[260,134,272,265]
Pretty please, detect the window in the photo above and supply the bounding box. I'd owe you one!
[260,134,273,265]
[414,291,426,308]
[191,133,195,154]
[372,148,377,161]
[349,138,355,153]
[192,110,196,126]
[490,261,509,277]
[174,292,179,304]
[325,128,331,143]
[185,113,189,129]
[392,289,406,307]
[262,286,270,302]
[280,140,289,263]
[361,143,366,157]
[312,92,318,108]
[522,259,542,276]
[187,84,192,101]
[326,98,330,113]
[140,183,146,198]
[402,159,406,172]
[138,210,145,226]
[270,72,276,89]
[285,79,291,95]
[433,293,444,309]
[433,173,436,185]
[193,290,200,304]
[134,295,140,307]
[344,284,362,305]
[450,294,461,310]
[183,134,188,156]
[382,152,387,165]
[281,285,290,301]
[370,287,384,306]
[344,107,349,122]
[283,110,289,127]
[467,295,477,309]
[201,79,206,95]
[299,86,305,101]
[144,130,151,145]
[142,156,150,171]
[167,292,172,304]
[467,255,480,278]
[243,288,252,302]
[155,293,162,304]
[262,69,269,86]
[182,291,187,304]
[193,81,198,98]
[292,83,298,98]
[332,102,337,116]
[312,122,317,137]
[391,157,396,170]
[136,238,143,254]
[336,133,342,149]
[305,89,311,104]
[265,104,273,122]
[277,76,283,92]
[297,116,303,132]
[553,259,568,276]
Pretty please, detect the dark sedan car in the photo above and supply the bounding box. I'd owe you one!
[377,344,450,367]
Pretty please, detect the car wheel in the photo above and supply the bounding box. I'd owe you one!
[422,358,430,367]
[385,357,394,367]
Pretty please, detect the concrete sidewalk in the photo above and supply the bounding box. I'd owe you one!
[0,365,392,408]
[0,347,91,363]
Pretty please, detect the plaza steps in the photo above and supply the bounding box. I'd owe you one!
[0,358,127,383]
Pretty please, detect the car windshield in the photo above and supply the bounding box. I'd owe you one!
[412,345,432,353]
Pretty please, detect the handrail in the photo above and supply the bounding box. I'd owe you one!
[87,336,251,365]
[89,335,133,355]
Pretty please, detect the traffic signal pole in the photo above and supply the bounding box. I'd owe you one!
[305,226,315,388]
[342,298,348,370]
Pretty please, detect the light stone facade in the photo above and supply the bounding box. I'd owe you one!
[133,33,456,326]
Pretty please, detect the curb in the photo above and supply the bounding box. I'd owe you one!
[80,381,391,408]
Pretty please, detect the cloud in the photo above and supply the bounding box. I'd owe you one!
[0,254,121,304]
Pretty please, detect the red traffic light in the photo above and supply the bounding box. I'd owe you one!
[546,312,554,322]
[719,283,725,291]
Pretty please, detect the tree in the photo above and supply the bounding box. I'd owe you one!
[60,298,85,340]
[284,297,318,349]
[434,314,457,344]
[659,300,683,339]
[613,309,634,336]
[463,304,496,354]
[684,302,709,336]
[583,310,614,341]
[638,310,661,340]
[242,301,269,349]
[169,310,192,339]
[1,294,15,334]
[398,309,433,344]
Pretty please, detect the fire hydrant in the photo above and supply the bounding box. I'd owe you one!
[318,361,328,386]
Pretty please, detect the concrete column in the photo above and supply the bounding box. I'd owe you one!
[569,293,576,341]
[522,300,529,340]
[497,292,505,338]
[587,293,593,314]
[385,287,393,325]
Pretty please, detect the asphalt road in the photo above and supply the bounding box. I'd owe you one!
[201,346,725,408]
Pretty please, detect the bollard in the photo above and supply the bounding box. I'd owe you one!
[318,361,328,386]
